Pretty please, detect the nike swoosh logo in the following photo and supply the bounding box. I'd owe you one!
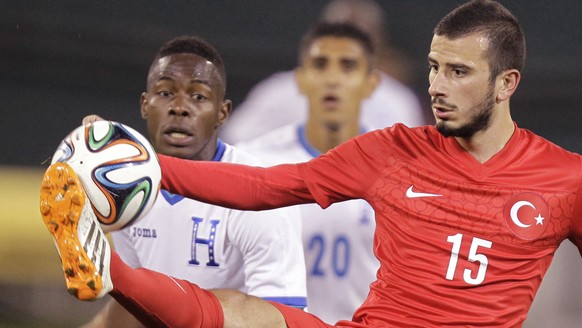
[406,186,442,198]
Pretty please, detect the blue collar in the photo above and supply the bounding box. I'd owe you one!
[161,139,226,204]
[297,125,321,158]
[297,125,366,159]
[211,139,226,162]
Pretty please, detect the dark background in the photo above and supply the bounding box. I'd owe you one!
[1,0,582,168]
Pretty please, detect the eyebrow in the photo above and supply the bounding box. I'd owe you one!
[428,56,472,71]
[155,76,212,87]
[155,76,174,83]
[340,57,359,64]
[192,79,212,87]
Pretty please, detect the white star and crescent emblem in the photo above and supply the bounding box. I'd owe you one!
[509,200,544,228]
[504,193,550,240]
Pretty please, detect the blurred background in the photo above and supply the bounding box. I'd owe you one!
[0,0,581,327]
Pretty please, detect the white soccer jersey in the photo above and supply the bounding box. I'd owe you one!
[111,140,307,308]
[237,126,379,323]
[221,70,426,144]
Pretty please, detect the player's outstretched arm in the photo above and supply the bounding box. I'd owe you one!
[159,154,315,210]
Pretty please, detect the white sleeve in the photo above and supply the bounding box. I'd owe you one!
[227,205,307,308]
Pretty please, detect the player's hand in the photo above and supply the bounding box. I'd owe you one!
[82,115,105,125]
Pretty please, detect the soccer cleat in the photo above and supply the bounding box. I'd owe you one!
[39,162,112,301]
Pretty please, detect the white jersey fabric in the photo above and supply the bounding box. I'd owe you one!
[221,70,426,144]
[237,126,379,323]
[111,140,307,308]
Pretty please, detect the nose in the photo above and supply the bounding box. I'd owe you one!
[428,72,446,98]
[323,66,341,87]
[167,95,190,117]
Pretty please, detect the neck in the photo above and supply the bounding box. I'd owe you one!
[455,112,515,163]
[305,119,360,153]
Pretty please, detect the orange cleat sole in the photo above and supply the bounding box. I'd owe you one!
[40,162,107,301]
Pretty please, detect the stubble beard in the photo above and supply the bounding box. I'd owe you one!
[436,85,496,138]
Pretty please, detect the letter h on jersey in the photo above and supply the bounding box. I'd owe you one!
[189,217,220,267]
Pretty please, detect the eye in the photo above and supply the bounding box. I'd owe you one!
[428,63,438,73]
[341,60,358,72]
[312,58,327,70]
[452,68,465,77]
[192,93,207,101]
[158,90,172,97]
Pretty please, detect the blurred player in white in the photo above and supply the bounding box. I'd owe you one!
[83,35,306,327]
[220,0,426,144]
[237,22,379,323]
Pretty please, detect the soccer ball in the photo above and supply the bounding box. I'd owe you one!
[51,121,161,233]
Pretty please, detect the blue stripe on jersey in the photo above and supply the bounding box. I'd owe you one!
[161,189,184,204]
[161,140,225,205]
[297,125,321,158]
[297,125,367,158]
[261,296,307,308]
[212,139,226,162]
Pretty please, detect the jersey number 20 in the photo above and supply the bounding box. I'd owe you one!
[309,234,350,278]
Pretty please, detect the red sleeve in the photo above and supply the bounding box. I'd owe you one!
[297,129,390,207]
[159,129,387,210]
[570,156,582,256]
[158,154,315,210]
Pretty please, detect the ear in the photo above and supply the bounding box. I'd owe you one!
[496,69,520,102]
[363,69,381,99]
[294,67,307,96]
[216,99,232,129]
[140,92,148,119]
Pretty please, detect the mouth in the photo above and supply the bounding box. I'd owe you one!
[433,105,452,120]
[167,131,190,139]
[163,125,194,146]
[432,99,455,120]
[322,94,340,109]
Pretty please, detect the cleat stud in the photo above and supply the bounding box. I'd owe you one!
[65,268,75,277]
[67,287,78,297]
[87,280,96,290]
[71,194,83,205]
[49,221,59,233]
[40,202,51,215]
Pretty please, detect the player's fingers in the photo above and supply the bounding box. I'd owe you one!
[82,115,105,125]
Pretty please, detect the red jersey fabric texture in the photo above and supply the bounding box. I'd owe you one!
[160,124,582,327]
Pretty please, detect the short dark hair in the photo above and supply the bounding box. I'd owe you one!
[434,0,526,79]
[150,35,227,89]
[298,22,376,69]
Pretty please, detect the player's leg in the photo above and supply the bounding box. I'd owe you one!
[212,289,287,328]
[271,302,336,328]
[108,251,223,327]
[111,252,336,328]
[210,290,335,328]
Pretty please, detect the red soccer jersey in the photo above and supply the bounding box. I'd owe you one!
[160,124,582,327]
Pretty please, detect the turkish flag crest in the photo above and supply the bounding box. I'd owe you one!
[503,192,550,240]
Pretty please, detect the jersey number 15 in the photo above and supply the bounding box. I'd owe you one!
[446,233,492,285]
